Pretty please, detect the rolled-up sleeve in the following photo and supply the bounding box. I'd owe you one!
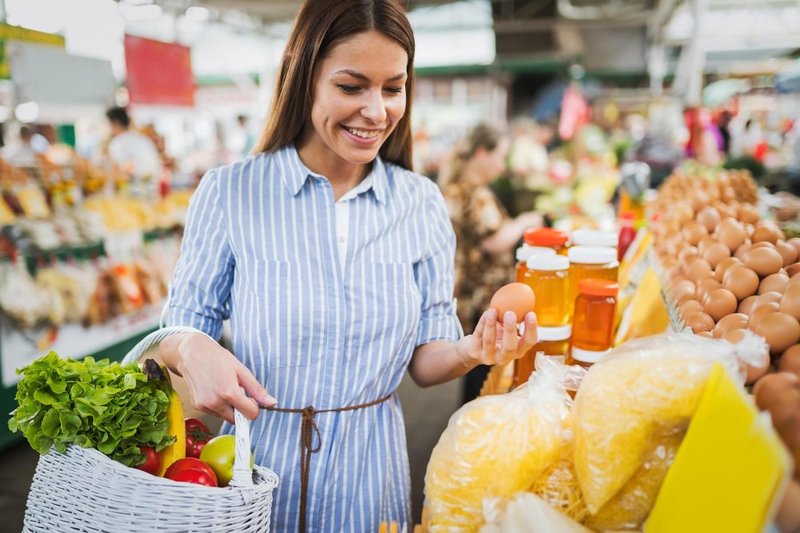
[163,170,233,340]
[415,190,464,346]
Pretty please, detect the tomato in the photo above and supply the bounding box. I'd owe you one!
[186,432,211,459]
[135,446,161,476]
[164,457,218,487]
[184,418,210,436]
[185,417,214,459]
[199,434,254,487]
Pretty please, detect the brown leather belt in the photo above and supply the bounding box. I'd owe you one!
[264,393,393,533]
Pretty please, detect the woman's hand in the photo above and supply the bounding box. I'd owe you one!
[175,333,277,423]
[456,309,538,368]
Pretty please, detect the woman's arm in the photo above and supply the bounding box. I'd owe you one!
[408,310,537,388]
[480,211,544,254]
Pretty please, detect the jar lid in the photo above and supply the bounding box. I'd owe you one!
[571,346,611,364]
[571,229,618,248]
[516,245,556,262]
[538,324,571,341]
[568,245,618,265]
[578,279,619,297]
[524,227,569,247]
[527,254,569,271]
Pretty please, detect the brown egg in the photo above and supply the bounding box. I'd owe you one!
[737,203,760,224]
[675,203,694,224]
[701,242,731,269]
[679,299,704,317]
[750,241,777,251]
[704,288,738,321]
[713,313,749,338]
[716,218,747,251]
[753,291,784,311]
[696,206,721,232]
[781,284,800,321]
[723,267,760,300]
[759,273,790,295]
[697,279,723,303]
[776,240,799,267]
[685,258,713,282]
[678,246,699,265]
[715,256,741,283]
[689,190,710,212]
[787,263,800,278]
[734,242,751,260]
[749,302,780,330]
[779,345,800,374]
[789,238,800,256]
[745,348,771,384]
[738,295,759,315]
[489,283,536,323]
[753,312,800,354]
[752,225,779,244]
[670,279,696,304]
[683,223,708,246]
[696,331,714,338]
[723,328,747,344]
[743,247,783,276]
[684,311,715,333]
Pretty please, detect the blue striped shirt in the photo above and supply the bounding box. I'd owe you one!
[164,144,462,531]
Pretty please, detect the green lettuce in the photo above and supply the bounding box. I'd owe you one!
[8,352,175,467]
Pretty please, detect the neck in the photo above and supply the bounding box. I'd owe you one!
[296,130,370,197]
[461,160,484,185]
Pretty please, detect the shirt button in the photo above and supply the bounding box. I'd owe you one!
[338,236,345,243]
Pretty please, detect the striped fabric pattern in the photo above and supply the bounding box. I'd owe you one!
[164,144,462,531]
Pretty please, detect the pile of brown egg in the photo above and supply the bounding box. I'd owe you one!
[652,170,800,381]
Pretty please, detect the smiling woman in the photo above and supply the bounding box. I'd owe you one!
[158,1,539,531]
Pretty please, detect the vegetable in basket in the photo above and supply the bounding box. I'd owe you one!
[8,352,179,469]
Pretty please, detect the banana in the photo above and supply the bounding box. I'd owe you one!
[142,359,186,475]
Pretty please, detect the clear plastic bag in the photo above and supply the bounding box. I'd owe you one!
[573,332,763,516]
[480,492,592,533]
[424,356,585,532]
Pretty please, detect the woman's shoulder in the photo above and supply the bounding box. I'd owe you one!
[205,152,276,182]
[382,160,442,202]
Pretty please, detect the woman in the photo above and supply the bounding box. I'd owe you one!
[158,1,538,531]
[440,124,543,402]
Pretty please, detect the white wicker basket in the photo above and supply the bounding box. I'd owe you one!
[22,327,279,533]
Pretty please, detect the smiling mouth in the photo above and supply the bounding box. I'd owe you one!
[343,126,382,139]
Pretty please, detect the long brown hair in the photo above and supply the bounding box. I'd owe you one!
[254,0,415,170]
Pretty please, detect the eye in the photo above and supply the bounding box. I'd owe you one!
[337,84,361,95]
[384,86,404,95]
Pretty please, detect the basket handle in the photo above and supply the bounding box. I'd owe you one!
[122,326,255,488]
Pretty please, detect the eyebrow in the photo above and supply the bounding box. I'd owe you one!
[333,69,406,82]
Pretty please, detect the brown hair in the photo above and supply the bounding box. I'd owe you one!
[254,0,415,170]
[439,123,503,186]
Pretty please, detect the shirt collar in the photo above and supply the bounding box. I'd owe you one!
[280,144,387,205]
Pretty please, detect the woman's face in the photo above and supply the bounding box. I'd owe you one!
[475,139,509,182]
[305,30,408,168]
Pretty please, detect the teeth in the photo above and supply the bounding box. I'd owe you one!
[346,127,380,139]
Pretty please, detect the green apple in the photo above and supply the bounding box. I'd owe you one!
[199,434,254,487]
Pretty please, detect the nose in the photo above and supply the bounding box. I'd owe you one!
[360,89,387,124]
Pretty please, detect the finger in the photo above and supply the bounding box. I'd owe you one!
[518,312,539,355]
[236,363,277,407]
[498,311,520,365]
[473,311,488,345]
[482,308,498,364]
[229,393,260,421]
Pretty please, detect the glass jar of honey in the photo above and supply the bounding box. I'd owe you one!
[525,254,570,328]
[512,325,571,388]
[568,279,618,368]
[524,228,570,256]
[567,246,619,316]
[571,229,618,249]
[515,245,555,283]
